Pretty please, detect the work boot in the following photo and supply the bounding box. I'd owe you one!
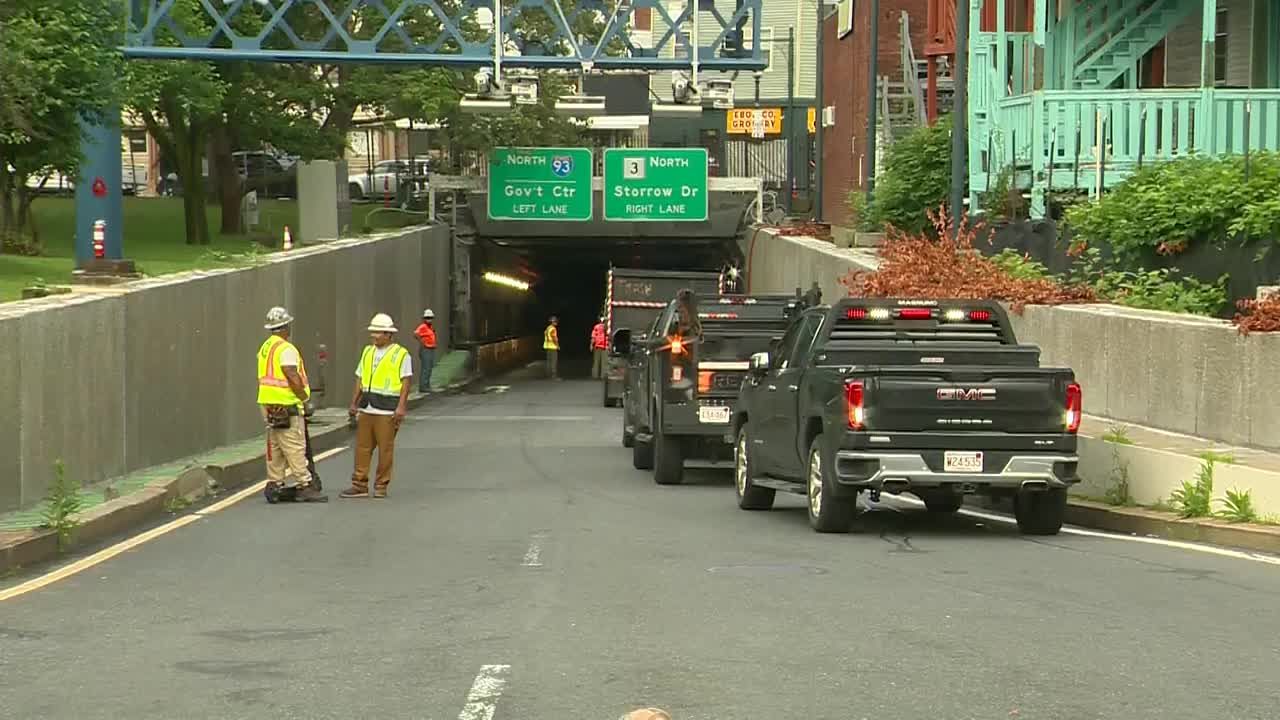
[296,485,328,503]
[339,487,368,499]
[372,489,388,499]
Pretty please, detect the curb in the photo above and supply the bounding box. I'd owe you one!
[974,496,1280,555]
[0,373,479,577]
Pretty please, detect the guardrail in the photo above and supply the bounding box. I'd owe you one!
[464,335,541,377]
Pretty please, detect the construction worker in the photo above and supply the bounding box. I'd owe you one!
[258,306,326,502]
[590,315,608,379]
[341,313,412,499]
[414,308,437,394]
[543,315,560,380]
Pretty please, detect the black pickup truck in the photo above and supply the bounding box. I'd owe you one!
[731,298,1082,535]
[621,293,803,485]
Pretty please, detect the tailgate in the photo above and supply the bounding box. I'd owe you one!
[695,321,787,399]
[862,366,1075,433]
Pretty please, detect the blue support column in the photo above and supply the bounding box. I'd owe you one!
[74,112,125,265]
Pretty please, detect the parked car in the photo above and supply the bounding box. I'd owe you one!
[348,158,430,201]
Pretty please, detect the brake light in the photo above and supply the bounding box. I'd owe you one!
[1065,382,1082,433]
[969,309,992,322]
[700,312,739,320]
[897,308,934,320]
[845,307,868,320]
[845,380,865,430]
[698,371,713,393]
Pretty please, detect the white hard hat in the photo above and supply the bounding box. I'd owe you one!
[264,306,293,330]
[367,313,397,333]
[422,308,435,319]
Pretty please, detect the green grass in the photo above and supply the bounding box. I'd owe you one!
[1,196,419,302]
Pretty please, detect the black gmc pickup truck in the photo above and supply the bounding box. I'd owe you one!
[621,293,803,485]
[731,298,1082,535]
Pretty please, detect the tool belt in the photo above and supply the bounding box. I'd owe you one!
[265,404,300,429]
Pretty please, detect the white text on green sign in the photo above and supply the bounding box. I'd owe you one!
[603,149,708,222]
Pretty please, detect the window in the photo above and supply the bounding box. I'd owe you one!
[788,315,823,368]
[1214,7,1228,85]
[742,25,774,71]
[838,0,854,38]
[125,131,147,154]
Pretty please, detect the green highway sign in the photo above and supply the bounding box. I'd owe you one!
[487,147,593,221]
[602,148,709,222]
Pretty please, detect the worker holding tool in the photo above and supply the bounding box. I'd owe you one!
[257,306,327,503]
[590,315,608,379]
[341,313,413,499]
[414,308,437,394]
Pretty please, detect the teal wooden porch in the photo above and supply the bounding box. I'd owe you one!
[967,0,1280,217]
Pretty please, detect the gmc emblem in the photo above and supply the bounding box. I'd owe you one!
[936,387,997,401]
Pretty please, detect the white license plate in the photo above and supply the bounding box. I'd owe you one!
[698,406,732,424]
[944,451,984,473]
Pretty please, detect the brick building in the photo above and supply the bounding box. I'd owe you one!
[820,0,931,227]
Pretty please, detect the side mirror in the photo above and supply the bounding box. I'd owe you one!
[749,352,770,375]
[610,328,632,356]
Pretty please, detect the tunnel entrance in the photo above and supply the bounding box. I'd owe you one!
[445,179,755,380]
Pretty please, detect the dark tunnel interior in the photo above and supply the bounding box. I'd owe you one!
[477,239,741,379]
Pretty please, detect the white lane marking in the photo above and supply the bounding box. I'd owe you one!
[0,445,349,602]
[194,446,347,516]
[521,533,546,568]
[888,494,1280,566]
[457,664,511,720]
[409,415,592,421]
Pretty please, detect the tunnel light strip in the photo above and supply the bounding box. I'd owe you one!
[483,272,530,291]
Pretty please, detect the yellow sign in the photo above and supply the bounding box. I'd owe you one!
[726,107,783,135]
[807,107,816,134]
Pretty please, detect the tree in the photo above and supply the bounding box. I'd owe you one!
[0,0,123,251]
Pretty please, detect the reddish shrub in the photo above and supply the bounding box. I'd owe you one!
[839,208,1097,313]
[1232,295,1280,335]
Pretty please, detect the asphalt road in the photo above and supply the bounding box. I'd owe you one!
[3,368,1279,720]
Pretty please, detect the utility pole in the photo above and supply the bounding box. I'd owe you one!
[865,0,881,202]
[949,0,970,231]
[786,27,795,214]
[814,0,825,221]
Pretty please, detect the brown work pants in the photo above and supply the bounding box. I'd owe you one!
[351,412,397,493]
[263,408,310,488]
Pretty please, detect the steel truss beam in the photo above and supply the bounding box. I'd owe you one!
[125,0,765,71]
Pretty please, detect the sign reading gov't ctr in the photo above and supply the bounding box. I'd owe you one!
[487,147,593,221]
[602,148,709,222]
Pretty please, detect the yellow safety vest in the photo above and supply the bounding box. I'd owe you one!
[257,335,310,407]
[543,324,559,350]
[358,343,408,411]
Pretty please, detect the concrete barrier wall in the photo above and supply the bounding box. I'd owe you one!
[1,225,451,513]
[741,228,1280,452]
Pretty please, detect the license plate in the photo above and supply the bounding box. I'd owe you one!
[698,406,732,424]
[944,451,983,473]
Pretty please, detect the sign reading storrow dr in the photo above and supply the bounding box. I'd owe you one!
[602,148,709,222]
[487,147,593,221]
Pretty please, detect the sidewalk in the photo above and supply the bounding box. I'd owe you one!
[1,349,473,574]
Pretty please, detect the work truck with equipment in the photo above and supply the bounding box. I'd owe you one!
[602,267,723,407]
[732,298,1082,534]
[622,292,804,485]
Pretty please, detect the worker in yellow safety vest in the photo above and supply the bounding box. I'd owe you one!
[543,315,560,380]
[258,306,327,502]
[341,313,413,499]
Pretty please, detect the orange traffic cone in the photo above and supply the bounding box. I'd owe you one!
[282,225,293,250]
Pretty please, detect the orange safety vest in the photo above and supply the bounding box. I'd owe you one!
[591,322,607,350]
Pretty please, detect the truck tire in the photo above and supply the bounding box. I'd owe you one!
[807,437,855,533]
[918,491,963,513]
[653,430,684,485]
[735,424,774,510]
[632,433,654,470]
[1014,488,1067,535]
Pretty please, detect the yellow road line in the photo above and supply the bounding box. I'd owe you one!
[0,445,348,602]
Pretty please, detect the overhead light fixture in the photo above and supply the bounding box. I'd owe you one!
[555,95,607,116]
[460,94,514,114]
[483,271,530,291]
[651,102,704,117]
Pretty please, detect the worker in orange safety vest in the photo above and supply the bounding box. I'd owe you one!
[590,315,608,379]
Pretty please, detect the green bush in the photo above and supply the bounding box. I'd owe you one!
[1170,459,1215,518]
[1068,247,1228,316]
[862,115,953,234]
[1065,154,1280,263]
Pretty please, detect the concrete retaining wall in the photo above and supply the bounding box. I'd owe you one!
[741,227,1280,452]
[1,225,451,513]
